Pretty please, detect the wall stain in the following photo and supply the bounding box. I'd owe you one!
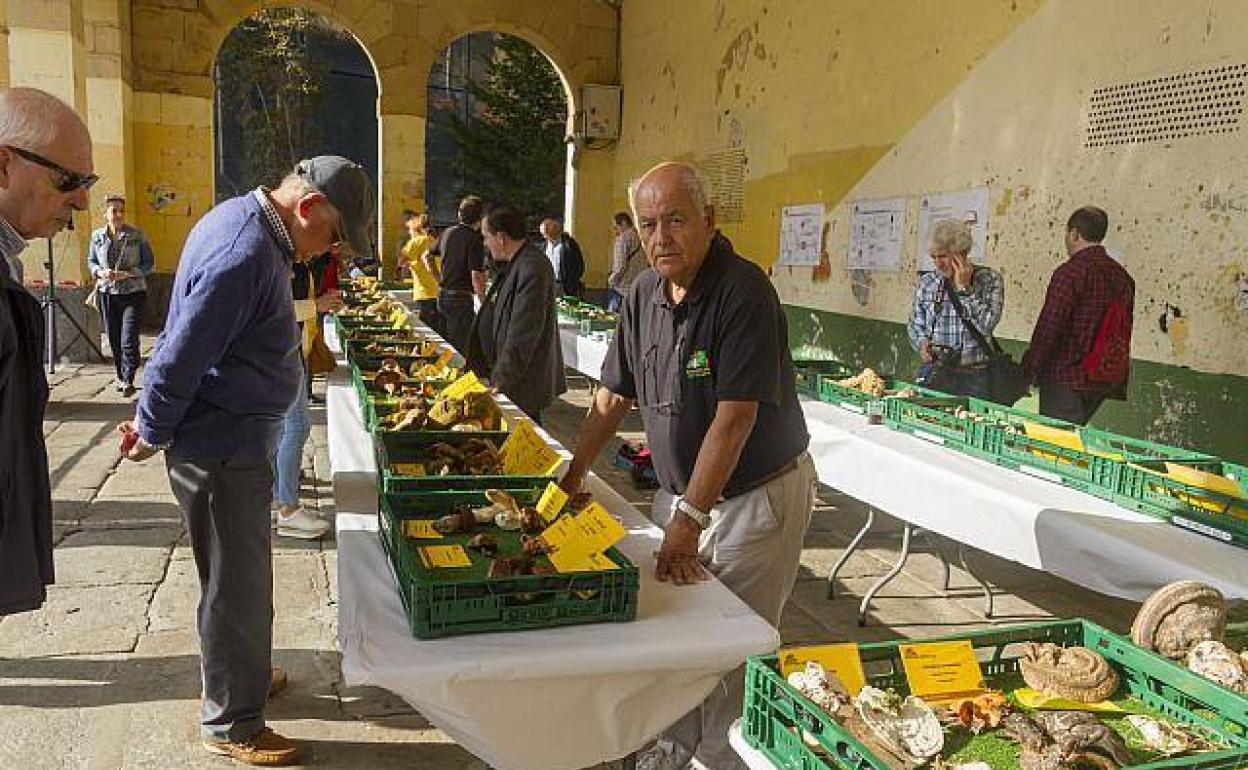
[716,22,761,99]
[850,268,873,306]
[996,187,1014,216]
[147,183,177,212]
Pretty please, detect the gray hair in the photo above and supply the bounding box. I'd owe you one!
[628,162,712,222]
[0,87,83,150]
[929,218,973,255]
[279,172,317,198]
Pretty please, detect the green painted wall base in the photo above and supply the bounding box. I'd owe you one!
[783,305,1248,465]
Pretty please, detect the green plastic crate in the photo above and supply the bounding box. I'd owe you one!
[743,619,1248,770]
[378,490,638,639]
[367,397,508,434]
[790,360,855,399]
[375,431,556,493]
[1114,461,1248,548]
[817,372,948,414]
[881,394,1001,460]
[344,336,439,362]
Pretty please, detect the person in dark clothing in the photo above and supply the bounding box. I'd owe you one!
[1023,206,1135,425]
[428,195,487,353]
[0,87,95,617]
[470,205,567,422]
[539,217,585,297]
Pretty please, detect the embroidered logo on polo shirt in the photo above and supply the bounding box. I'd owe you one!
[685,349,711,379]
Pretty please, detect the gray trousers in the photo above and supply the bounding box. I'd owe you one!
[653,453,817,770]
[166,454,274,741]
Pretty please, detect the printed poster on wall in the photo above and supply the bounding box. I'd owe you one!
[848,197,906,271]
[915,187,990,272]
[777,203,825,266]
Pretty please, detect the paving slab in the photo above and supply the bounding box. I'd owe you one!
[53,526,181,586]
[0,584,153,657]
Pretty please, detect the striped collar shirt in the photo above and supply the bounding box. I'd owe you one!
[251,187,295,257]
[0,216,28,283]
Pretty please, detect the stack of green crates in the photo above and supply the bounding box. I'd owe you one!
[378,490,639,639]
[375,430,556,494]
[743,619,1248,770]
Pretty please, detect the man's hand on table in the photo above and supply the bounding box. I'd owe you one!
[656,514,708,585]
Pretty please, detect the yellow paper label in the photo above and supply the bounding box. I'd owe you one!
[500,420,562,476]
[404,519,443,539]
[536,482,570,522]
[392,462,426,476]
[544,501,627,573]
[899,640,987,703]
[418,544,472,569]
[440,371,487,401]
[1012,688,1124,713]
[550,549,618,572]
[778,644,867,696]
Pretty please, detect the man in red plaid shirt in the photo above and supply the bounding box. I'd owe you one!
[1023,206,1135,424]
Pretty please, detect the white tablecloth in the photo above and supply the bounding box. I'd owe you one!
[802,398,1248,601]
[728,720,776,770]
[546,327,1248,601]
[559,324,610,382]
[327,318,779,770]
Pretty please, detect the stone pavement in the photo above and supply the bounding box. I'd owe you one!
[0,355,1141,769]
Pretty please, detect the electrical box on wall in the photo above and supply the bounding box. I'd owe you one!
[580,84,621,140]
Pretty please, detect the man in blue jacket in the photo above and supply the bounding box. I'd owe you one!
[119,156,374,766]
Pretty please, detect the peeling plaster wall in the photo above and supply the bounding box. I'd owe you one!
[616,0,1248,458]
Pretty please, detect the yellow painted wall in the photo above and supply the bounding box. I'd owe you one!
[616,0,1248,378]
[130,90,212,271]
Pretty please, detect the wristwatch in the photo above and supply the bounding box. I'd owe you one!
[674,496,711,529]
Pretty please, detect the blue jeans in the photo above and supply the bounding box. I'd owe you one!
[272,366,311,507]
[606,289,624,312]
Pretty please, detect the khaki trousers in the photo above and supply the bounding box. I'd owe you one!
[652,452,816,769]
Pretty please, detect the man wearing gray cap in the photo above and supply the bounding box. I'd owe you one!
[119,156,375,766]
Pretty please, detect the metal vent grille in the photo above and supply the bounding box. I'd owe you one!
[1086,64,1247,147]
[700,148,746,223]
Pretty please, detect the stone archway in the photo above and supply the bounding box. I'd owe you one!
[126,0,617,270]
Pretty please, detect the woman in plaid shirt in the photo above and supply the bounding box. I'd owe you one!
[906,219,1005,397]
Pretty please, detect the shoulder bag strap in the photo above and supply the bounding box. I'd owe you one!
[942,276,1004,359]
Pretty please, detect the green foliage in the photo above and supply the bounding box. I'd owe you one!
[445,34,569,219]
[216,9,346,190]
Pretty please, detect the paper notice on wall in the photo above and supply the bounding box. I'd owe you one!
[916,187,990,272]
[848,197,906,271]
[777,204,825,266]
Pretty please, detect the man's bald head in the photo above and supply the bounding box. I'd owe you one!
[627,161,717,288]
[0,87,94,239]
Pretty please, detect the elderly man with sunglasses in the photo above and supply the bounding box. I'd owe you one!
[0,88,95,618]
[117,156,374,767]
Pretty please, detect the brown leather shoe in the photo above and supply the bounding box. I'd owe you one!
[268,667,288,699]
[203,727,301,766]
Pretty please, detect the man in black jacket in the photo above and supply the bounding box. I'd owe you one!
[0,87,95,616]
[540,217,585,297]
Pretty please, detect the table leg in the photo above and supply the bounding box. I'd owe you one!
[957,542,994,618]
[827,507,876,599]
[917,528,952,593]
[859,522,912,627]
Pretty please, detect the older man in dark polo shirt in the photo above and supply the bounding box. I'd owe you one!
[561,161,815,770]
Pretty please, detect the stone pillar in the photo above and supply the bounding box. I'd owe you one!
[378,92,426,263]
[0,0,11,89]
[84,0,135,224]
[8,0,90,284]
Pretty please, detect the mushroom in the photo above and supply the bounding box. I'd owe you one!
[466,533,499,558]
[432,506,478,535]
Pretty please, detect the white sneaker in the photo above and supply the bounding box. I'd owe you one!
[276,507,331,540]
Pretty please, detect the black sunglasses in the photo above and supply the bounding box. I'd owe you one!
[8,146,99,193]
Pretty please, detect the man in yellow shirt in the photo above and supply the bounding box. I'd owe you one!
[398,212,441,332]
